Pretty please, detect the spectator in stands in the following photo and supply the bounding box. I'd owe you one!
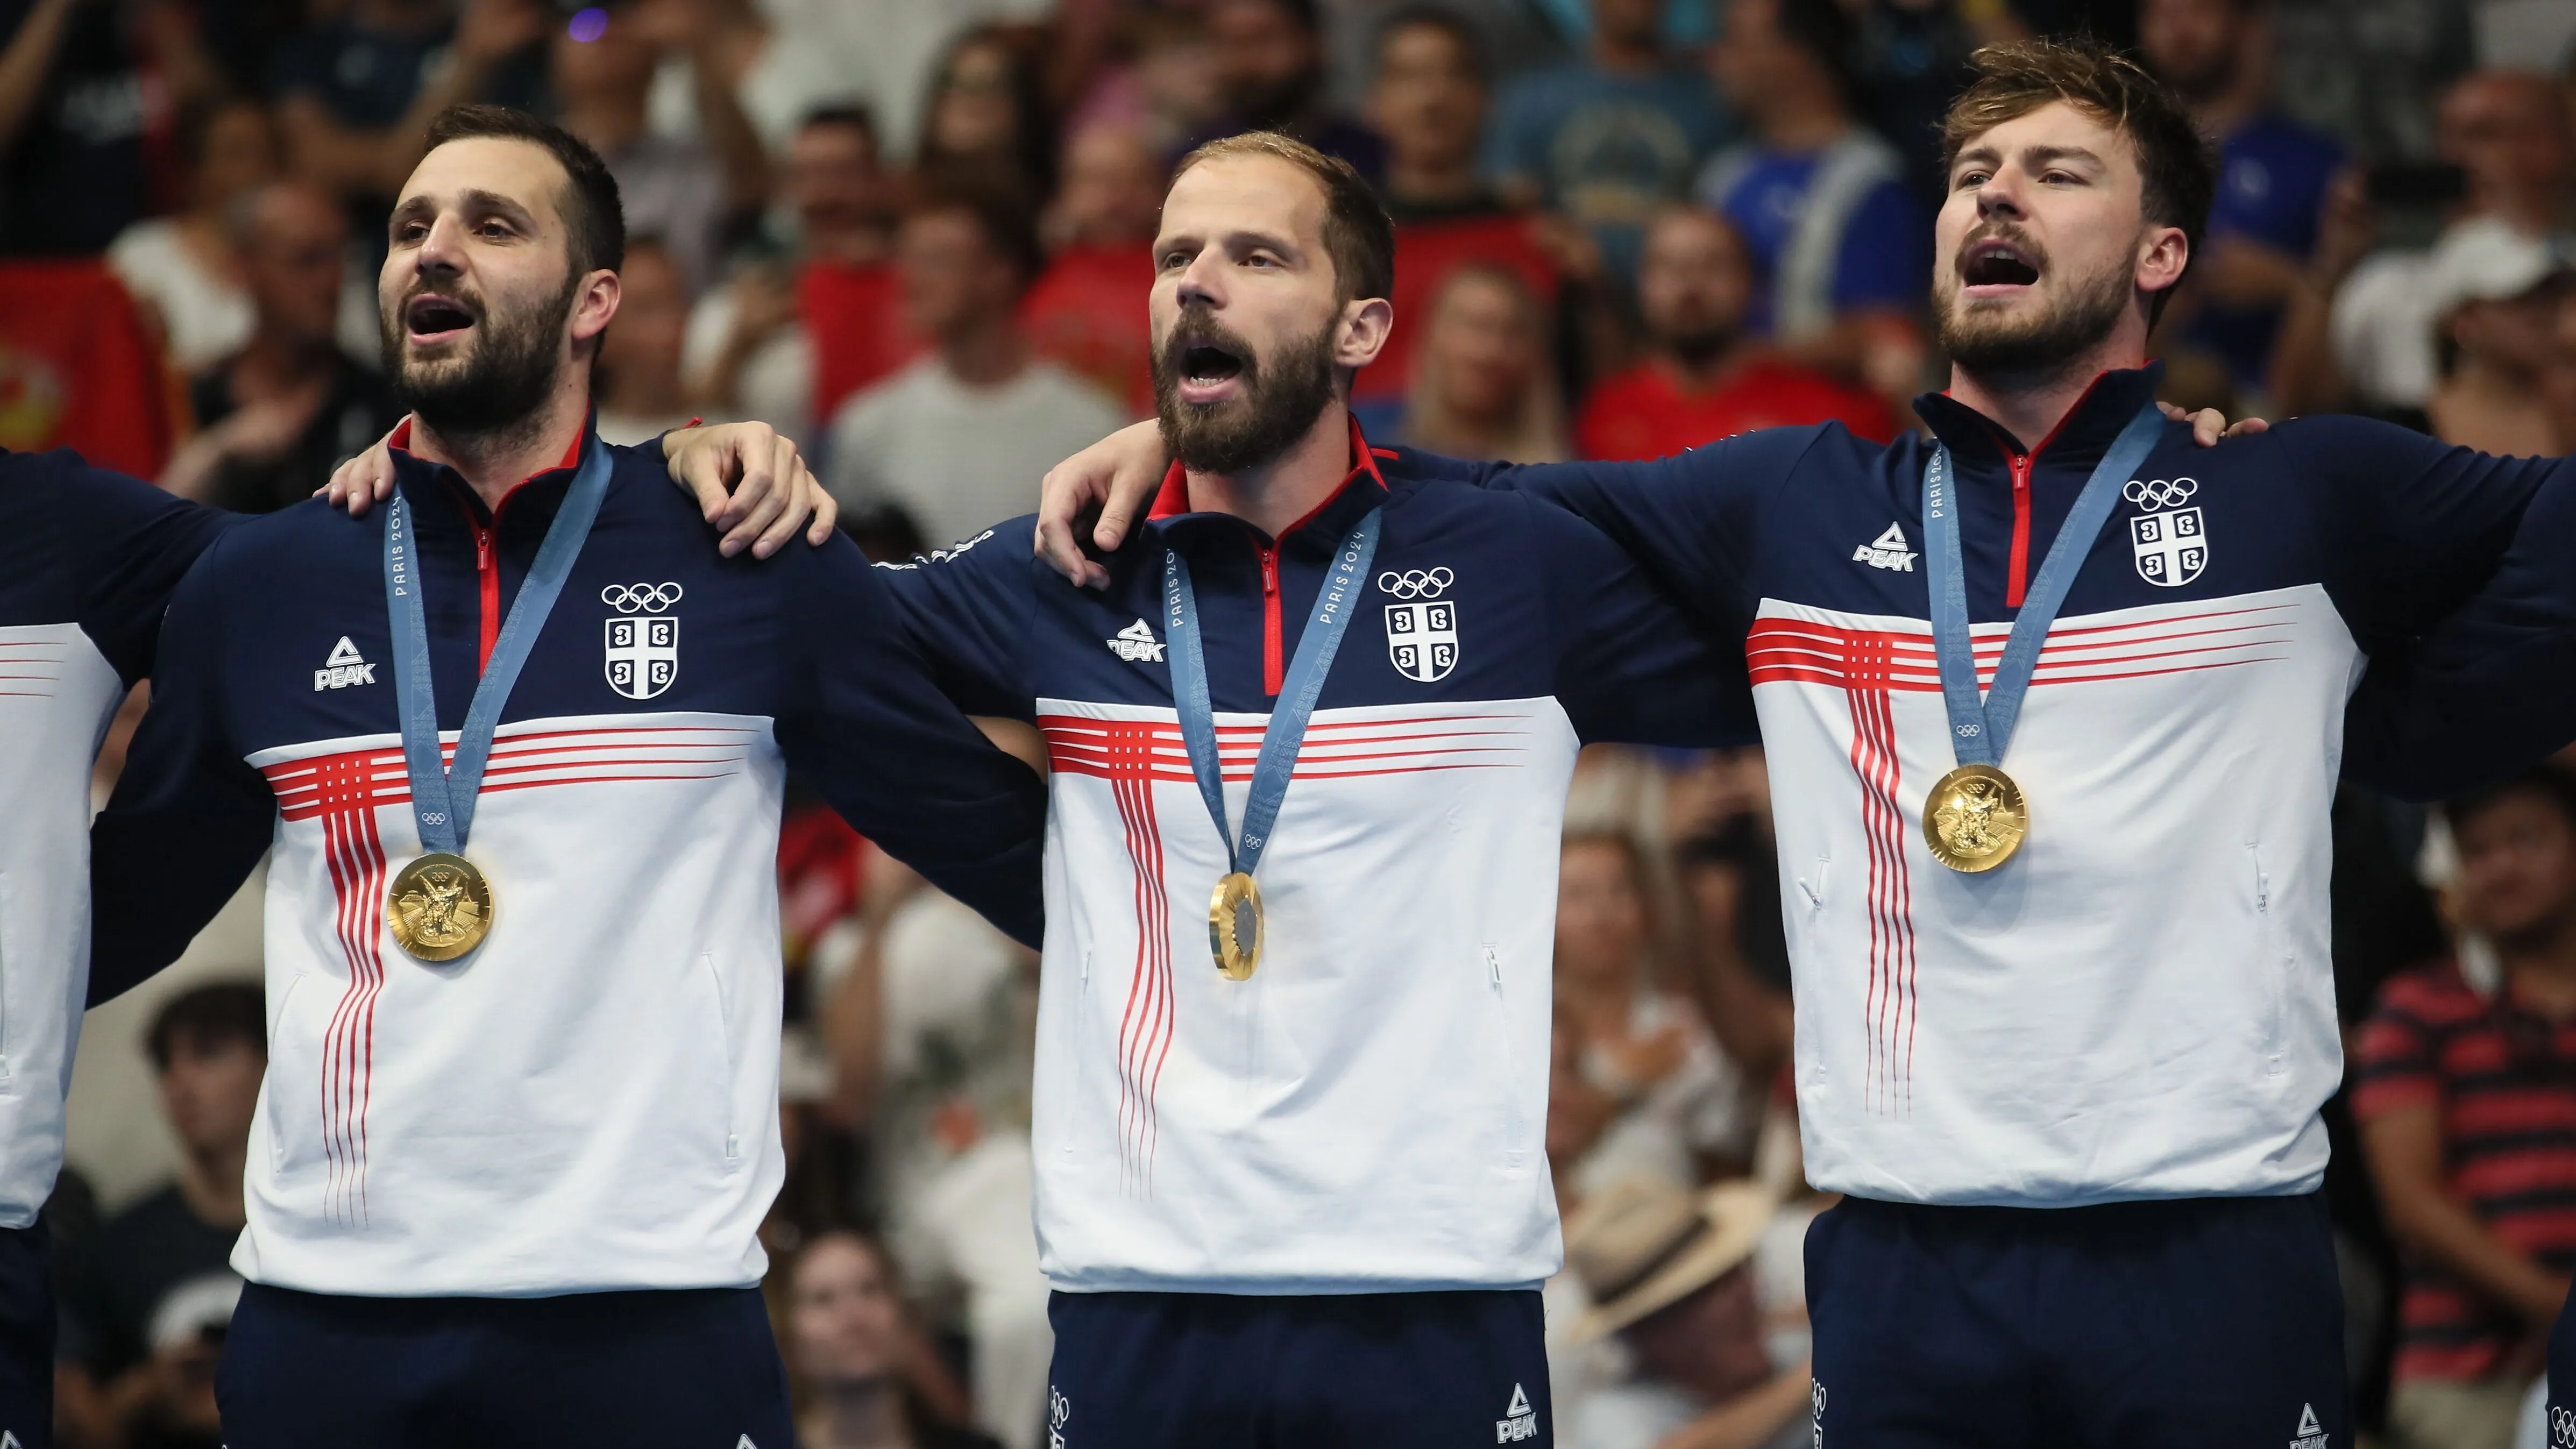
[1188,0,1385,180]
[1026,122,1164,415]
[1485,0,1731,288]
[1397,263,1567,460]
[272,0,547,216]
[1673,816,1796,1113]
[1552,830,1759,1202]
[684,106,902,445]
[1555,1177,1815,1449]
[1578,206,1897,460]
[824,183,1124,551]
[786,1232,1002,1449]
[1359,7,1582,429]
[1698,0,1926,396]
[2139,0,2345,392]
[2356,767,2576,1449]
[2283,70,2576,417]
[0,0,222,254]
[105,97,279,374]
[918,25,1056,205]
[158,179,401,512]
[595,237,709,444]
[549,0,767,297]
[58,983,262,1449]
[1850,0,2006,221]
[2422,222,2571,455]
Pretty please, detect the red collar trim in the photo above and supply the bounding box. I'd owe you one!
[389,414,590,507]
[1146,416,1390,535]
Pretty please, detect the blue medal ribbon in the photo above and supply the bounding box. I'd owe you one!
[1921,402,2167,765]
[1162,511,1382,881]
[384,436,614,855]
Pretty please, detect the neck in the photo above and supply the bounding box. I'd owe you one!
[1557,966,1630,1017]
[2444,353,2537,402]
[602,364,686,420]
[1756,93,1849,153]
[1185,401,1353,538]
[1945,324,2148,450]
[405,370,592,512]
[940,314,1030,389]
[179,1140,247,1228]
[2503,915,2576,1014]
[818,1380,910,1449]
[1386,150,1480,207]
[564,99,648,157]
[1593,32,1660,74]
[237,328,338,388]
[1658,336,1750,391]
[810,223,893,269]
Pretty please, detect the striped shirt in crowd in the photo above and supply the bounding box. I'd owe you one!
[2353,960,2576,1381]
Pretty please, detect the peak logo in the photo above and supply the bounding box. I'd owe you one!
[2290,1402,2327,1449]
[1853,523,1916,572]
[313,636,376,691]
[1495,1383,1536,1443]
[1106,618,1165,663]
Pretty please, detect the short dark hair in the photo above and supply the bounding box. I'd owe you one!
[2449,765,2576,839]
[147,982,266,1072]
[1941,38,2216,324]
[1769,0,1857,101]
[1374,4,1490,84]
[1172,131,1396,308]
[800,104,878,148]
[421,104,625,278]
[905,175,1045,292]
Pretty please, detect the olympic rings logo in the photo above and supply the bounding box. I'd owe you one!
[2549,1405,2576,1446]
[2121,476,2198,510]
[1812,1383,1827,1420]
[1377,566,1454,599]
[601,582,685,614]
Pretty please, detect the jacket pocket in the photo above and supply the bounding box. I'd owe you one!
[263,973,307,1172]
[700,952,742,1167]
[1482,944,1529,1169]
[2253,844,2288,1077]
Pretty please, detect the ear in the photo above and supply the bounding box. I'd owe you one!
[2135,224,2189,302]
[569,267,622,350]
[1335,295,1394,372]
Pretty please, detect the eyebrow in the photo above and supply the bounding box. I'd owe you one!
[387,189,541,233]
[2023,145,2107,169]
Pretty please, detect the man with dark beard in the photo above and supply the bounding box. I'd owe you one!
[82,105,1051,1447]
[867,130,1744,1446]
[1034,39,2576,1448]
[1574,203,1897,459]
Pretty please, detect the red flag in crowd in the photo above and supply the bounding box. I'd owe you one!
[0,261,174,478]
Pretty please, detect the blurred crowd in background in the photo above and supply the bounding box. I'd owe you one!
[11,0,2576,1445]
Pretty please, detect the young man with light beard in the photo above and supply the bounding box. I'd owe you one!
[1037,41,2576,1446]
[864,130,1748,1446]
[82,105,1049,1446]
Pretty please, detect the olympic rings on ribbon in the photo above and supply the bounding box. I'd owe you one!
[2121,477,2198,509]
[1376,567,1454,599]
[600,582,685,613]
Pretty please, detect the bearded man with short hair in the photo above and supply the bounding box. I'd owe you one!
[86,105,1049,1447]
[1038,38,2576,1446]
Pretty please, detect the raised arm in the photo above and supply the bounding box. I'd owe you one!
[88,540,278,1004]
[777,535,1047,948]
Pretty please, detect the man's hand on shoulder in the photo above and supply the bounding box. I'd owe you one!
[1037,419,1167,591]
[319,418,836,557]
[2161,400,2269,446]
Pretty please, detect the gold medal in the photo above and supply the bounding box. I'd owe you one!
[386,852,495,961]
[1923,763,2027,873]
[1208,871,1263,981]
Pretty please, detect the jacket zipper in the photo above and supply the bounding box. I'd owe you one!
[2004,449,2033,608]
[1259,543,1283,697]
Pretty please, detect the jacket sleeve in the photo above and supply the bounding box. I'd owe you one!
[1529,495,1756,748]
[865,518,1039,720]
[1388,425,1822,635]
[87,534,278,1004]
[2319,422,2576,800]
[776,531,1048,947]
[5,449,237,685]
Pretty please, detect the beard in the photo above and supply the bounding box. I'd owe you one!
[1661,319,1738,370]
[1935,228,2135,380]
[1150,308,1341,477]
[381,270,579,438]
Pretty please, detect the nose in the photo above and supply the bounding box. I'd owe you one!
[415,211,469,281]
[1974,169,2025,222]
[1175,251,1226,313]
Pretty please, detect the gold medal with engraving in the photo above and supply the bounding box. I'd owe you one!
[1922,763,2027,873]
[1208,871,1264,981]
[385,852,495,961]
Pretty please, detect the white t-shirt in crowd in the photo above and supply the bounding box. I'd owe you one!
[824,356,1126,552]
[105,221,252,374]
[1567,990,1761,1203]
[682,284,814,448]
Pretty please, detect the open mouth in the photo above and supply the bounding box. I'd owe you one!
[1959,238,2042,293]
[404,293,478,346]
[1176,342,1246,405]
